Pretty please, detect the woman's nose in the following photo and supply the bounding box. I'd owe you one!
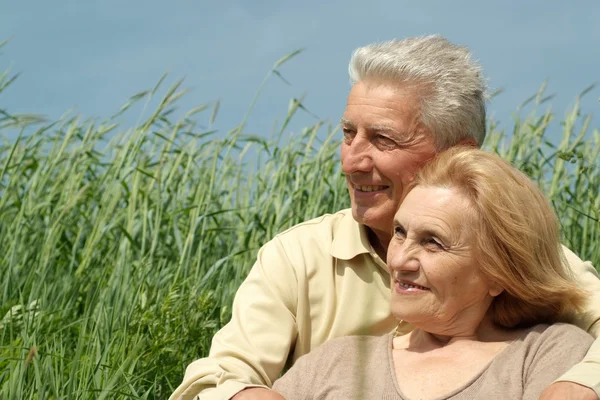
[388,241,421,273]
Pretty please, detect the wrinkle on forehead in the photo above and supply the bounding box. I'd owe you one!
[343,81,432,141]
[398,186,476,246]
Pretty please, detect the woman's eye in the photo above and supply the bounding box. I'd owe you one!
[426,238,443,249]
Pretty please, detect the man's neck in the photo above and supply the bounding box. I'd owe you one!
[367,227,390,260]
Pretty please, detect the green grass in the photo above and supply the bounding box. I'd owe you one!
[0,53,598,399]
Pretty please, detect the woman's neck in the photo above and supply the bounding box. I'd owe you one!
[396,314,519,351]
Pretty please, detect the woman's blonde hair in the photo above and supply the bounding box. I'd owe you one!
[412,146,588,328]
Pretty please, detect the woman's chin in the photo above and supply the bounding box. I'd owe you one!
[390,308,417,325]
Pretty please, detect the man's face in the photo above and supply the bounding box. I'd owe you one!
[341,80,438,243]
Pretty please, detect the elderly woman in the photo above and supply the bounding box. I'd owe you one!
[272,147,593,400]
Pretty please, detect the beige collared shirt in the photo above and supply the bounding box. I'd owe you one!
[170,209,600,400]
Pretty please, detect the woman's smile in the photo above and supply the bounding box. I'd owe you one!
[394,279,430,293]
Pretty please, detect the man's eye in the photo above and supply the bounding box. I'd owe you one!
[376,135,396,145]
[342,128,355,140]
[394,226,406,237]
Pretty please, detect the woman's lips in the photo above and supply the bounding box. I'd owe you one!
[394,279,430,293]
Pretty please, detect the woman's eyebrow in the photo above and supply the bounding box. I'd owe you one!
[410,224,450,240]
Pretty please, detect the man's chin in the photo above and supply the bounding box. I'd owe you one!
[350,205,366,224]
[350,204,394,232]
[351,205,378,226]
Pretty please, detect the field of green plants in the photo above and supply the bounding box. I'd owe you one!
[1,45,599,399]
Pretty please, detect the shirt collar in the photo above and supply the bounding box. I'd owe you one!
[330,209,374,260]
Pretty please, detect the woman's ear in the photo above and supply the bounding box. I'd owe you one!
[488,283,504,297]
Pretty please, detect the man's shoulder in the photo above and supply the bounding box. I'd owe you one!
[258,208,370,267]
[273,209,355,243]
[560,244,586,264]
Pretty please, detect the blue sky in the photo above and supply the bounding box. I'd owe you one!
[1,0,599,142]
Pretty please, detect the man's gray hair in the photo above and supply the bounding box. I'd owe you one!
[349,35,487,149]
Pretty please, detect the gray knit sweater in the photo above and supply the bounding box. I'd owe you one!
[272,323,592,400]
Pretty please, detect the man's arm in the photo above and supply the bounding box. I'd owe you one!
[231,388,287,400]
[169,238,299,400]
[544,331,600,399]
[545,246,600,399]
[539,382,597,400]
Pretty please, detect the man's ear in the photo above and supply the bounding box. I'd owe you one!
[455,137,478,148]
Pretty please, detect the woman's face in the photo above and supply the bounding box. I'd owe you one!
[387,185,501,335]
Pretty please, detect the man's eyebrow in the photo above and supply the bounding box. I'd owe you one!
[340,118,401,135]
[340,117,354,127]
[367,125,401,135]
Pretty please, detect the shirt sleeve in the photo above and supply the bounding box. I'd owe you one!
[169,237,299,400]
[554,246,600,396]
[555,338,600,398]
[523,324,595,400]
[561,246,600,336]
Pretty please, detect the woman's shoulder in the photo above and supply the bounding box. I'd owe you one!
[274,334,392,399]
[285,334,391,378]
[520,322,593,345]
[477,323,593,399]
[488,323,593,370]
[511,322,594,369]
[306,333,390,362]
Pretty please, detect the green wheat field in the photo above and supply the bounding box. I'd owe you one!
[1,45,599,399]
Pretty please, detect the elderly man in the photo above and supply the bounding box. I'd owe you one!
[171,36,600,400]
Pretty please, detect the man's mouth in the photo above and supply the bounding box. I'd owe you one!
[355,185,388,192]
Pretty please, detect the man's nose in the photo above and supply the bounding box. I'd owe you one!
[341,134,374,174]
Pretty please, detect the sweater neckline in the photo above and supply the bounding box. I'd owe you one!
[384,327,533,400]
